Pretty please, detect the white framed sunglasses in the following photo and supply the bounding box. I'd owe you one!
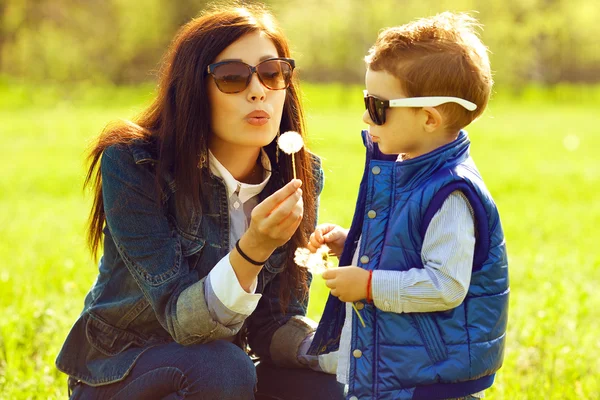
[363,90,477,125]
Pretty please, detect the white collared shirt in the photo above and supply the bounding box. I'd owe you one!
[208,149,271,203]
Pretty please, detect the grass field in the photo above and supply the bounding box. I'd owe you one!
[1,82,599,399]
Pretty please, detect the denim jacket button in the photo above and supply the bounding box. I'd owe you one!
[354,302,364,310]
[360,255,370,264]
[372,166,381,175]
[349,397,358,400]
[353,349,362,358]
[367,210,377,219]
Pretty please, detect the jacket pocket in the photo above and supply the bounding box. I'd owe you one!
[179,236,205,259]
[411,313,448,364]
[86,313,145,357]
[174,225,206,272]
[173,223,206,257]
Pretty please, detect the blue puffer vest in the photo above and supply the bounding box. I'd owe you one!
[310,131,509,400]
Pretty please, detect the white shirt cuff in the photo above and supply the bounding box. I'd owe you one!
[209,252,262,315]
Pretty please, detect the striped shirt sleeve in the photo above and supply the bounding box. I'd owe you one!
[372,191,476,313]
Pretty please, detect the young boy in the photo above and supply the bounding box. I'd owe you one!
[307,12,509,400]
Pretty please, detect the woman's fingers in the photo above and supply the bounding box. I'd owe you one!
[243,180,305,254]
[263,195,303,237]
[252,189,303,237]
[268,188,303,225]
[253,179,302,219]
[278,207,304,240]
[246,180,307,250]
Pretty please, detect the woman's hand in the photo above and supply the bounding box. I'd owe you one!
[307,224,348,257]
[240,179,304,261]
[322,266,369,303]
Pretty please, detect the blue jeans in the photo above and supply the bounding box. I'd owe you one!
[68,340,344,400]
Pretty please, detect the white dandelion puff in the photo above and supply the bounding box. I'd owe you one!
[278,131,304,179]
[294,245,366,328]
[294,246,334,275]
[278,131,304,154]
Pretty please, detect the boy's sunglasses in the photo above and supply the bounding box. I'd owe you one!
[207,58,295,94]
[363,90,478,126]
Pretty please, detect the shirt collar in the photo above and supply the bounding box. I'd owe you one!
[208,149,272,203]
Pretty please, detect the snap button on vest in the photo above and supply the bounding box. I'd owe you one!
[360,255,370,264]
[353,349,362,358]
[355,302,364,310]
[372,166,381,175]
[367,210,376,219]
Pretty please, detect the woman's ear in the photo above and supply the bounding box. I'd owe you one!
[421,107,443,132]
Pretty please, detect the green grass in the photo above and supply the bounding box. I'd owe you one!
[1,82,599,399]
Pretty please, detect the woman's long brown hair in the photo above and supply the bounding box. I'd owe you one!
[84,3,317,311]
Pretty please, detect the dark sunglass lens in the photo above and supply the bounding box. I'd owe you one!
[213,62,250,93]
[375,99,385,125]
[366,96,383,125]
[257,60,292,90]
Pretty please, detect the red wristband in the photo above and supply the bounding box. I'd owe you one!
[366,270,373,303]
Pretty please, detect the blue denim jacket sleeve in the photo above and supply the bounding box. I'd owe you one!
[101,145,241,344]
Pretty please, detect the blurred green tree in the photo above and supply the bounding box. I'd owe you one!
[0,0,598,87]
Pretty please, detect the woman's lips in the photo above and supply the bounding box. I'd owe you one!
[247,117,269,126]
[246,110,270,126]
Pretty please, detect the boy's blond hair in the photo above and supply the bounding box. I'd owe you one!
[365,12,492,131]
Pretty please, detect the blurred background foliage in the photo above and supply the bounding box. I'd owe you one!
[1,0,599,90]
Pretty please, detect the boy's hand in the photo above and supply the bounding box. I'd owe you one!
[322,266,369,302]
[307,223,348,257]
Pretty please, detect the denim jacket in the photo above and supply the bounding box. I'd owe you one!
[55,139,324,386]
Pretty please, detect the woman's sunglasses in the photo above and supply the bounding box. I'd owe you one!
[363,90,478,126]
[207,58,295,94]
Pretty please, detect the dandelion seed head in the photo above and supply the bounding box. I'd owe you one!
[278,131,304,154]
[294,245,335,275]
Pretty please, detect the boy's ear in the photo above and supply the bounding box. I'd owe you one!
[421,107,443,132]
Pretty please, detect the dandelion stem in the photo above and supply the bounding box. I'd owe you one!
[352,303,366,328]
[292,153,297,180]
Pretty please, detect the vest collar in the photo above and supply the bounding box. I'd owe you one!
[363,130,471,189]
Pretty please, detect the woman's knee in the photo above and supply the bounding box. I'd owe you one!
[184,340,256,399]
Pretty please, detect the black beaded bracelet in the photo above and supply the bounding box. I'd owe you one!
[235,240,268,266]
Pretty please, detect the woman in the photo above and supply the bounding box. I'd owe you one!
[56,4,342,399]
